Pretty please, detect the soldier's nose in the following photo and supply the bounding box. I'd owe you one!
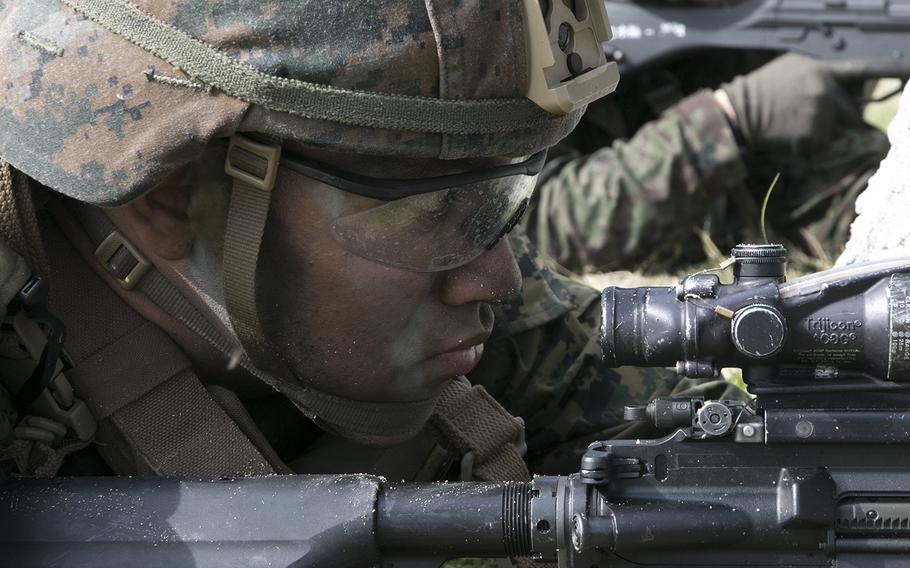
[438,237,521,307]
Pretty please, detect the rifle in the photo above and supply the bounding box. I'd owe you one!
[602,0,910,78]
[4,244,910,567]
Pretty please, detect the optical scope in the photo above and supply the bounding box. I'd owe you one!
[600,244,910,394]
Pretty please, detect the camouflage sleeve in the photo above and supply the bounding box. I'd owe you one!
[524,90,749,272]
[468,228,746,475]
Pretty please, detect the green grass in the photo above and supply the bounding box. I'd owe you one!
[721,367,748,393]
[864,78,902,133]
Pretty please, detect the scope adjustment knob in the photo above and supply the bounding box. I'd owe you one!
[731,243,787,280]
[731,304,787,359]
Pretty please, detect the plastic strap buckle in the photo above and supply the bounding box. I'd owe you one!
[8,311,96,442]
[224,134,282,192]
[94,230,151,290]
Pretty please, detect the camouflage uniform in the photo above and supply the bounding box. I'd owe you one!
[524,91,747,271]
[526,89,889,272]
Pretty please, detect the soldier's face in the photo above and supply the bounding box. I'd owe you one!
[257,158,524,403]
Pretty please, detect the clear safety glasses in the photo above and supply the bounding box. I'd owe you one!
[280,151,545,272]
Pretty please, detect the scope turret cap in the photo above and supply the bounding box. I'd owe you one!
[1,0,618,207]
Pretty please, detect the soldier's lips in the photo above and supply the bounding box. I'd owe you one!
[423,342,486,377]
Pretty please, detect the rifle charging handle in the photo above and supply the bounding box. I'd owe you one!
[624,397,738,436]
[623,397,693,428]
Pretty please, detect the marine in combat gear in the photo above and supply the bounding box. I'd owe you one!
[0,0,753,486]
[528,53,890,273]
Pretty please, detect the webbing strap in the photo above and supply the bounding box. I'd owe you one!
[0,161,48,276]
[110,368,276,476]
[59,0,557,136]
[222,135,290,377]
[288,385,441,440]
[73,202,442,441]
[207,385,293,474]
[1,438,91,478]
[75,203,532,458]
[71,180,525,449]
[73,204,246,373]
[430,377,531,482]
[224,143,448,440]
[42,207,277,476]
[0,195,29,308]
[75,205,441,445]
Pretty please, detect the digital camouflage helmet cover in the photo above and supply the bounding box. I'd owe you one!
[1,0,619,205]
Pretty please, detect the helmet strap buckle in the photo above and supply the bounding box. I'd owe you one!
[221,134,289,378]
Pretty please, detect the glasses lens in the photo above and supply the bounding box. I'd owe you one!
[329,174,536,272]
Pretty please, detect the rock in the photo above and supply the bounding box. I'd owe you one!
[838,86,910,265]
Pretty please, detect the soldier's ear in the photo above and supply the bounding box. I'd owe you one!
[112,173,195,261]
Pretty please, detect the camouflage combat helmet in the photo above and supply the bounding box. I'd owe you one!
[2,0,619,205]
[0,0,620,442]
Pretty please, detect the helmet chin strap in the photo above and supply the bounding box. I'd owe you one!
[268,379,444,447]
[222,134,445,445]
[222,134,287,378]
[73,135,529,470]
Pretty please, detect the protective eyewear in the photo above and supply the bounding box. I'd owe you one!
[280,151,545,272]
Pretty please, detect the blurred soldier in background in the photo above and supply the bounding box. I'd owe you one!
[526,52,890,274]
